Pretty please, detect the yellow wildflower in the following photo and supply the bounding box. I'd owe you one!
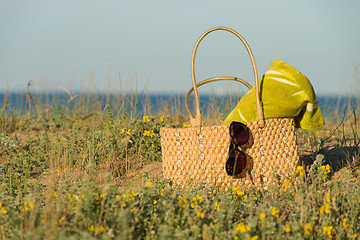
[289,189,296,196]
[324,202,332,214]
[322,226,334,239]
[296,166,304,176]
[130,207,136,213]
[143,130,155,137]
[59,216,66,223]
[183,123,191,128]
[22,202,29,211]
[153,199,158,205]
[232,186,240,192]
[284,180,292,191]
[99,224,105,232]
[343,218,350,231]
[351,233,358,239]
[73,194,80,202]
[1,207,7,214]
[320,206,325,214]
[127,129,131,135]
[325,164,331,173]
[214,202,220,210]
[120,128,125,134]
[146,180,153,186]
[271,207,279,218]
[54,192,59,198]
[259,213,266,221]
[285,225,291,233]
[235,222,251,233]
[304,222,312,234]
[28,202,34,209]
[160,115,165,122]
[196,211,205,218]
[326,192,331,203]
[56,167,60,173]
[143,116,150,122]
[88,224,94,232]
[246,236,258,240]
[321,164,331,181]
[237,190,245,196]
[196,195,203,201]
[121,201,126,207]
[322,174,327,181]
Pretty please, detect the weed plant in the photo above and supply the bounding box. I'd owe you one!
[0,90,359,239]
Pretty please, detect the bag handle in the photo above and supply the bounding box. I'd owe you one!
[185,76,251,114]
[188,27,265,128]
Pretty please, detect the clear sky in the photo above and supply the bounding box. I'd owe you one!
[1,0,359,96]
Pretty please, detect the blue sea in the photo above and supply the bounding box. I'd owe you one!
[0,91,358,119]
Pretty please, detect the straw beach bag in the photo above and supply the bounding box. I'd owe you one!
[160,27,299,190]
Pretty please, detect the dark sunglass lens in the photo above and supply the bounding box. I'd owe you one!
[225,150,247,176]
[231,122,249,145]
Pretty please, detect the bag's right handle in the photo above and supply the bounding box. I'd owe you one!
[189,27,265,128]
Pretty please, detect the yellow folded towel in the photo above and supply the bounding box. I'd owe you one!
[222,60,325,130]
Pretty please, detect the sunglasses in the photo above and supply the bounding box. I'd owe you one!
[225,121,253,177]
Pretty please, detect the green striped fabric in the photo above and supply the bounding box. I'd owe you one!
[222,60,325,130]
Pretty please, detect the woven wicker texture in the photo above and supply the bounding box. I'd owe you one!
[160,117,298,190]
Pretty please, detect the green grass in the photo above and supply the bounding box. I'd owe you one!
[0,91,359,240]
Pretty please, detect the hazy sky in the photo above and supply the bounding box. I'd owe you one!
[1,0,359,96]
